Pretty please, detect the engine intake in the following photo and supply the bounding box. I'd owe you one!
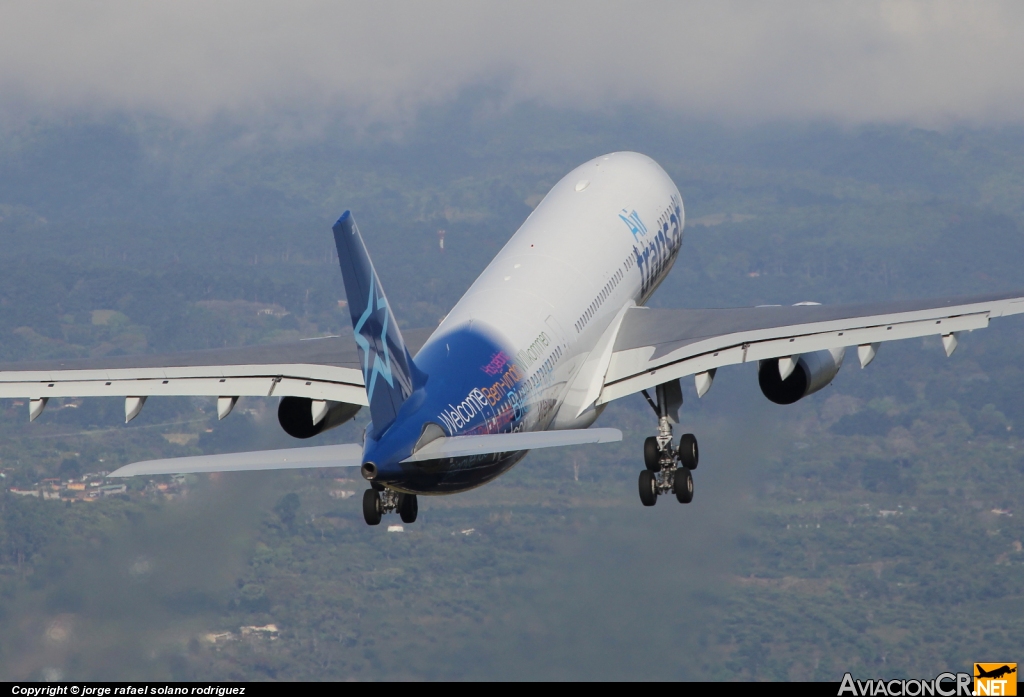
[278,397,360,439]
[758,348,845,405]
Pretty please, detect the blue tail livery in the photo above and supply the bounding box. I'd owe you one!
[333,211,419,434]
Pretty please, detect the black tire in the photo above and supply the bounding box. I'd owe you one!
[643,436,661,472]
[362,489,382,526]
[399,493,418,524]
[638,470,658,506]
[678,433,699,470]
[674,468,694,504]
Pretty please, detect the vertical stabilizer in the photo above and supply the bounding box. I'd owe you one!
[333,212,417,434]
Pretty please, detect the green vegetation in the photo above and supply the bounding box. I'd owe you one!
[0,105,1022,680]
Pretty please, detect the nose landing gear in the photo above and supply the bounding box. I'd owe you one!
[362,486,418,525]
[637,381,698,507]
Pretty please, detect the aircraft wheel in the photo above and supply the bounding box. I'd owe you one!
[674,468,694,504]
[399,493,418,524]
[678,433,699,470]
[643,436,661,472]
[638,470,658,507]
[362,489,382,526]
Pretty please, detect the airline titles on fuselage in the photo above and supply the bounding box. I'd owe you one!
[436,331,559,437]
[633,194,684,299]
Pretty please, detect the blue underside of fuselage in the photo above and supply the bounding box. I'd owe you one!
[361,324,535,495]
[385,450,529,495]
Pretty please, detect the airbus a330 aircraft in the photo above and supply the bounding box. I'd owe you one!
[2,152,1023,525]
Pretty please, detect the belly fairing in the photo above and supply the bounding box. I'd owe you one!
[387,451,530,495]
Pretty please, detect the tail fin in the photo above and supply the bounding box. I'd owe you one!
[333,212,418,434]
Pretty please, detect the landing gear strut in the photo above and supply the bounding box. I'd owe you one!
[363,488,418,526]
[637,380,699,507]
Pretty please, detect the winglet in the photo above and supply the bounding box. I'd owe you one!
[333,212,420,434]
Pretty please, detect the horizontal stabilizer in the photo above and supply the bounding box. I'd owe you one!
[402,428,622,463]
[108,444,363,477]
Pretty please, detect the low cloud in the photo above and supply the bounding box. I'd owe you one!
[1,1,1023,127]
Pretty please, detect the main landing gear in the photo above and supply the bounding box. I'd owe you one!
[362,484,418,526]
[638,381,699,507]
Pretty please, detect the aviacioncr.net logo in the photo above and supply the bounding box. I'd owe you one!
[975,664,1017,696]
[838,672,972,696]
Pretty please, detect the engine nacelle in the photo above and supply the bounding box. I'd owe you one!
[278,397,361,439]
[758,348,845,405]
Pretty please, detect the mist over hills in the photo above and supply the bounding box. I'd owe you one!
[4,101,1024,326]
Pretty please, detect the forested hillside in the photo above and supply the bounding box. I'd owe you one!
[0,104,1022,679]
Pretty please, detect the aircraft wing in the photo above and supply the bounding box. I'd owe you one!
[597,291,1024,404]
[0,328,433,419]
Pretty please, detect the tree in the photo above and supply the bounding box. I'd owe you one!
[273,493,300,527]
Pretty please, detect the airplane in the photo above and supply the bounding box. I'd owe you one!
[975,665,1016,680]
[2,151,1023,526]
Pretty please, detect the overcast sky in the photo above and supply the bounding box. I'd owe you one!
[1,1,1023,128]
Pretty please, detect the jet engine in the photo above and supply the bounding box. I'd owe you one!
[758,347,845,405]
[278,396,361,439]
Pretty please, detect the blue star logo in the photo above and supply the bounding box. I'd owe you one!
[353,274,395,401]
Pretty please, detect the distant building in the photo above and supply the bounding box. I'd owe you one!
[202,631,235,644]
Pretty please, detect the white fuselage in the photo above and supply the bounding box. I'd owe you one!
[428,152,685,433]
